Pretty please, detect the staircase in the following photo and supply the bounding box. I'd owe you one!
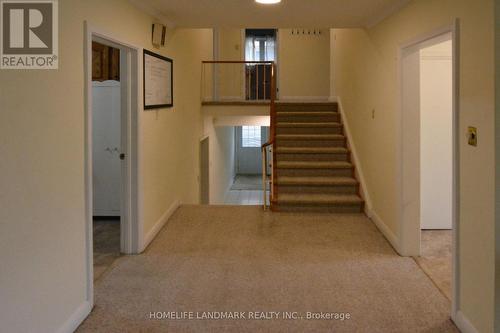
[272,102,364,213]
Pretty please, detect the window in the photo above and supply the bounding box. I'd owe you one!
[241,126,261,147]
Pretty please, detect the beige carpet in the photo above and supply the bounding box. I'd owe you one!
[93,218,121,281]
[78,206,457,333]
[414,230,452,300]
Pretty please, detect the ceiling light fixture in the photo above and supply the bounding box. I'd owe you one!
[255,0,282,4]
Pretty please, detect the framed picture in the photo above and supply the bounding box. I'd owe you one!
[143,49,173,109]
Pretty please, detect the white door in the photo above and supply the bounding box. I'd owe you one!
[236,126,269,175]
[92,80,121,216]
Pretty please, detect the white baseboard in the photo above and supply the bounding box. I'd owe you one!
[55,300,92,333]
[453,311,479,333]
[279,96,330,101]
[365,207,401,254]
[140,200,181,252]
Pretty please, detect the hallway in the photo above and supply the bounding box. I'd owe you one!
[78,206,456,332]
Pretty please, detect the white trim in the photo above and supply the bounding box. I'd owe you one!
[279,96,330,101]
[453,311,479,333]
[140,200,181,252]
[55,301,92,333]
[365,208,400,253]
[396,21,460,322]
[83,22,143,328]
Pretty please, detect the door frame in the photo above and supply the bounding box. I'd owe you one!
[83,22,142,305]
[396,21,460,318]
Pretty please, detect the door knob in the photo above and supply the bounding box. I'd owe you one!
[119,153,126,160]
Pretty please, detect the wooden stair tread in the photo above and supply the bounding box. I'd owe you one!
[277,193,363,205]
[276,147,348,154]
[277,176,358,186]
[277,161,353,169]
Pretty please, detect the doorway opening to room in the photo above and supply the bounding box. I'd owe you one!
[400,29,458,315]
[91,41,123,281]
[244,29,277,100]
[224,125,271,205]
[84,25,141,300]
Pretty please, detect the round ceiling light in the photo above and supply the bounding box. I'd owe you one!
[255,0,282,4]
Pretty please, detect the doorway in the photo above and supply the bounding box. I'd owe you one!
[200,137,210,205]
[244,29,277,100]
[399,27,458,315]
[224,125,270,205]
[84,23,141,304]
[91,42,122,280]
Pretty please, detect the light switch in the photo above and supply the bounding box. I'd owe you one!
[468,127,477,146]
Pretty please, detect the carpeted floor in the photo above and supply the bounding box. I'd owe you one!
[79,206,457,333]
[414,230,452,300]
[93,218,121,281]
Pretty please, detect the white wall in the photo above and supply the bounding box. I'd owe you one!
[420,39,453,230]
[0,0,212,331]
[214,28,331,99]
[203,117,236,204]
[332,0,495,331]
[278,29,330,99]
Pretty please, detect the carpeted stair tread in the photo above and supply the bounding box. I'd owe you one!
[277,176,358,186]
[277,161,353,169]
[276,122,341,128]
[271,102,364,213]
[276,147,348,154]
[277,193,363,205]
[276,134,345,140]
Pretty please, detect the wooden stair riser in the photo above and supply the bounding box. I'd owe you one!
[276,126,343,135]
[276,152,349,162]
[277,184,359,194]
[277,167,353,177]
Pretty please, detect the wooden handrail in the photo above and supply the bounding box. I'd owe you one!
[261,62,277,209]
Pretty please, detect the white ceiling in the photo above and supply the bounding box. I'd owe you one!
[130,0,411,29]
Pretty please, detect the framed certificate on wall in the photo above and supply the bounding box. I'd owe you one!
[143,49,173,109]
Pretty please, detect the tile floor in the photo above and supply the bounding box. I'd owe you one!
[225,175,269,205]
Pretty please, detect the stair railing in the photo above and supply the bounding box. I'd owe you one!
[262,62,277,210]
